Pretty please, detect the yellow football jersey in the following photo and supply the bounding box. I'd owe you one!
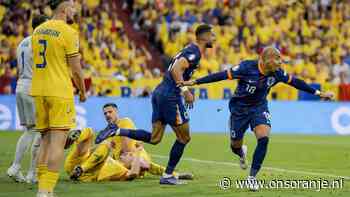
[111,118,137,159]
[31,20,79,99]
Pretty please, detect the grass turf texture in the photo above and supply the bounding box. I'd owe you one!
[0,131,349,197]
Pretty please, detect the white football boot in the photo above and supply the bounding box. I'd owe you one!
[7,164,25,182]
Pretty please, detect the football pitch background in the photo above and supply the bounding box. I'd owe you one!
[0,131,349,197]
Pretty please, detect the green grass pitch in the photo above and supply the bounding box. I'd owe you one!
[0,131,349,197]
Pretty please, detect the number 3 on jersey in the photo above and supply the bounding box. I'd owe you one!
[36,39,47,68]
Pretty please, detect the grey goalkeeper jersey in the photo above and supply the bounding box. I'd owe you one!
[16,36,33,94]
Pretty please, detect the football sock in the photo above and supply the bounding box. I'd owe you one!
[28,133,40,174]
[13,128,35,166]
[250,137,269,177]
[76,128,94,144]
[37,164,48,181]
[165,140,186,175]
[149,162,165,176]
[81,143,109,171]
[119,129,151,143]
[231,146,244,158]
[39,171,58,192]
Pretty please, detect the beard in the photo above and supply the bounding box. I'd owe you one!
[67,16,74,24]
[205,42,213,48]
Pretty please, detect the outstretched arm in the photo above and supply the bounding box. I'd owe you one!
[287,77,316,94]
[195,70,232,85]
[286,76,333,100]
[179,69,233,86]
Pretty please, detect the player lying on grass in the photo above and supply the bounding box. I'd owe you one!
[64,127,144,182]
[178,46,333,190]
[65,103,193,182]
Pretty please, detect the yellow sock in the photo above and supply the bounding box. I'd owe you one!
[81,144,109,171]
[39,171,59,193]
[37,164,48,181]
[148,162,165,176]
[76,128,94,144]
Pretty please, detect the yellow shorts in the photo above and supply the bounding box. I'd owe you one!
[97,157,129,181]
[64,144,90,175]
[33,96,76,131]
[64,144,100,182]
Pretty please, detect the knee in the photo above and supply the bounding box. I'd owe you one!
[177,136,191,144]
[150,138,161,145]
[230,139,242,149]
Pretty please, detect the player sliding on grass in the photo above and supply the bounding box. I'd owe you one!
[178,46,333,190]
[94,24,215,185]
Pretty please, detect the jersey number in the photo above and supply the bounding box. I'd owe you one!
[246,84,256,94]
[19,51,25,76]
[36,39,47,68]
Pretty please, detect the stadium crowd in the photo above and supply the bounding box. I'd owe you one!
[1,0,350,100]
[0,0,159,96]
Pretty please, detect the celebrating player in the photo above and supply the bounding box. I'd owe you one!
[94,24,215,185]
[31,1,86,196]
[7,14,49,184]
[178,46,333,190]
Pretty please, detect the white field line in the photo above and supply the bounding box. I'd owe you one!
[152,154,350,180]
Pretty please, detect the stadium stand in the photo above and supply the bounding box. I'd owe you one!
[1,0,350,100]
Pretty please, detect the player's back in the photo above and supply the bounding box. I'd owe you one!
[31,20,79,99]
[16,36,33,94]
[156,43,201,96]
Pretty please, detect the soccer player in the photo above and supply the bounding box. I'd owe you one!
[31,1,86,196]
[7,15,49,184]
[67,103,193,181]
[64,127,144,182]
[95,24,215,185]
[178,46,333,190]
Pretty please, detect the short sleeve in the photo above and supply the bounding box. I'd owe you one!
[118,118,136,130]
[275,68,292,83]
[64,28,79,58]
[228,63,245,79]
[182,49,199,65]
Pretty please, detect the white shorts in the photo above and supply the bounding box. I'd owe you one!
[16,92,35,127]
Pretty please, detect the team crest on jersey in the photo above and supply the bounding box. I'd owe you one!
[188,54,196,61]
[232,65,239,71]
[267,77,276,87]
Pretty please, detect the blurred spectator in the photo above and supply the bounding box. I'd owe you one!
[0,67,13,94]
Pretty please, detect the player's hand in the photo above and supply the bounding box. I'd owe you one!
[319,91,334,101]
[183,90,195,109]
[79,92,87,102]
[177,80,196,87]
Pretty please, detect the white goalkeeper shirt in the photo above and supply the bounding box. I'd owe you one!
[16,36,33,95]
